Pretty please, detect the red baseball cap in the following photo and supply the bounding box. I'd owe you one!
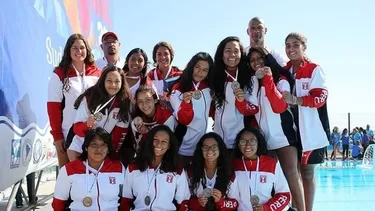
[101,32,119,42]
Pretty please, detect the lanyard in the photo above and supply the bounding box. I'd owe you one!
[71,63,86,93]
[146,162,162,196]
[154,66,172,80]
[125,72,140,80]
[204,168,217,189]
[85,160,104,197]
[192,81,200,91]
[225,70,238,82]
[94,95,116,114]
[242,156,260,197]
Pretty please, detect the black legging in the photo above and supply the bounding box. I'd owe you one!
[342,144,349,158]
[15,172,36,205]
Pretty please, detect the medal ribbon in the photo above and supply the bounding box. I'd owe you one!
[93,95,116,114]
[242,156,260,198]
[85,160,104,198]
[71,63,86,93]
[145,162,162,197]
[192,81,200,91]
[225,70,238,83]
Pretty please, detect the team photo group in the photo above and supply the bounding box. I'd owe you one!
[47,17,329,211]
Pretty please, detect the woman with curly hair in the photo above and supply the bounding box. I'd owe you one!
[121,125,190,210]
[188,132,239,211]
[210,36,259,150]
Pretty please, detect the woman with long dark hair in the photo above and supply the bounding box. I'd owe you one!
[121,125,190,210]
[233,128,290,211]
[169,52,214,167]
[52,127,125,211]
[188,132,238,210]
[47,33,101,167]
[122,48,154,101]
[210,36,259,150]
[247,47,305,211]
[67,65,131,161]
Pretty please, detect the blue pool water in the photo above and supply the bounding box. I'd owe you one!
[314,160,375,210]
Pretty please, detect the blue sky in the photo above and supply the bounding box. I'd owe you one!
[112,0,374,128]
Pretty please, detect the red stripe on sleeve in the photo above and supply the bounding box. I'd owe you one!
[263,75,287,113]
[47,102,64,141]
[51,197,67,211]
[302,88,328,108]
[263,192,291,211]
[235,100,259,116]
[177,101,194,125]
[73,122,89,137]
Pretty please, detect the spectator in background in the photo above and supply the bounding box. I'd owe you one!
[351,128,361,145]
[366,124,373,141]
[330,127,341,160]
[341,128,350,160]
[351,141,362,160]
[361,130,369,152]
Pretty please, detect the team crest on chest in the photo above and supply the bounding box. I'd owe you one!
[302,82,309,90]
[112,112,119,119]
[260,175,267,183]
[109,177,116,184]
[166,174,174,183]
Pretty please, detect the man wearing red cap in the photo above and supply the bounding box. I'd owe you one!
[95,31,125,70]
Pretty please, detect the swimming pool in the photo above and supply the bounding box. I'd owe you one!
[314,161,375,210]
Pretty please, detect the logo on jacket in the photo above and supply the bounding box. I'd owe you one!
[112,112,119,119]
[260,175,267,183]
[166,174,174,183]
[302,82,309,90]
[109,177,116,184]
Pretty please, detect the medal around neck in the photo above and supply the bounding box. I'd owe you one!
[255,69,265,79]
[250,195,259,205]
[94,112,103,121]
[203,188,212,198]
[133,116,143,127]
[192,90,202,100]
[231,81,240,90]
[82,196,93,207]
[144,195,151,206]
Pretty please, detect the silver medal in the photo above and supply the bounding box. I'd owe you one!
[94,112,103,121]
[133,116,143,127]
[192,90,201,100]
[231,81,240,90]
[203,188,212,197]
[82,196,92,207]
[144,195,151,205]
[250,195,260,205]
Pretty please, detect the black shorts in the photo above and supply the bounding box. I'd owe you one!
[295,129,325,164]
[297,147,325,165]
